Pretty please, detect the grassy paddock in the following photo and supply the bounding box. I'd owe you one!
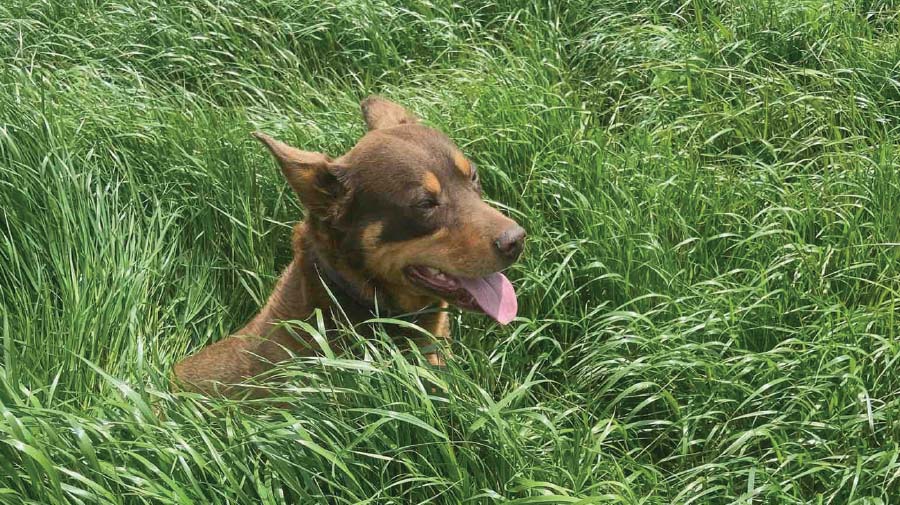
[1,0,899,503]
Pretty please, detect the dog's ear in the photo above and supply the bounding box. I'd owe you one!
[253,132,347,217]
[360,96,420,130]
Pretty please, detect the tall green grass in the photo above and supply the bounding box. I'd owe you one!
[1,0,899,502]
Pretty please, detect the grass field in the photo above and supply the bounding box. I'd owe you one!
[1,0,900,503]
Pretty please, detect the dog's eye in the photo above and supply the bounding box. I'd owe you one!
[414,197,440,210]
[470,164,478,182]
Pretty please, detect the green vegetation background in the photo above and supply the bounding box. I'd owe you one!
[1,0,899,503]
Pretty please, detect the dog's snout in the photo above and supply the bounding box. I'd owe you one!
[494,225,526,260]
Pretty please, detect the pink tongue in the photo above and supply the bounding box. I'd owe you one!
[457,273,518,325]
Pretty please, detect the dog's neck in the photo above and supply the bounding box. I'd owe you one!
[239,222,444,341]
[305,238,403,319]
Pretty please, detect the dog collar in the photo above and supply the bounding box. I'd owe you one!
[308,246,402,318]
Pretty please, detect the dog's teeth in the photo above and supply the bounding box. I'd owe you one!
[425,267,440,275]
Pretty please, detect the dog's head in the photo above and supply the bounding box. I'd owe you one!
[254,97,525,324]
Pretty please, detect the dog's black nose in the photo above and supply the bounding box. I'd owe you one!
[495,226,526,260]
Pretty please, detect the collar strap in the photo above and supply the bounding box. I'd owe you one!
[308,245,401,318]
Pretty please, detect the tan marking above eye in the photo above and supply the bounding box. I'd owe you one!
[452,151,471,178]
[423,171,442,194]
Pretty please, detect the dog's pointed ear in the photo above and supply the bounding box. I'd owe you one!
[253,132,347,216]
[360,96,420,130]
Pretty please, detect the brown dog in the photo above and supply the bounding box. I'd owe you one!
[173,97,525,397]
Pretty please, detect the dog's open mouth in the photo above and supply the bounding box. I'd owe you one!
[405,265,518,324]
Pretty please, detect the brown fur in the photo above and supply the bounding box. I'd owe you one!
[173,97,524,398]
